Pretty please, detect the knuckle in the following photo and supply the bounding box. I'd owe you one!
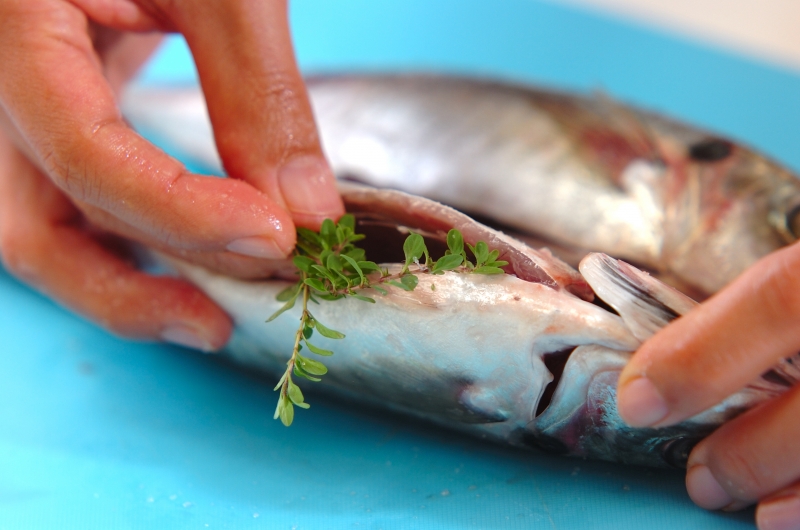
[41,118,118,206]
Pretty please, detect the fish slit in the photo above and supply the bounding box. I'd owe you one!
[535,347,576,417]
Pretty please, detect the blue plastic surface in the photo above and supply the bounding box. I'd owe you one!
[4,1,800,528]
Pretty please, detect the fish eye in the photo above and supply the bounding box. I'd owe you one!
[770,202,800,244]
[688,139,733,162]
[786,204,800,240]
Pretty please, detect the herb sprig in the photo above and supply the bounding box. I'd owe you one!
[267,215,508,425]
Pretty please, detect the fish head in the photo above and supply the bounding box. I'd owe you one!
[526,346,717,468]
[661,140,800,296]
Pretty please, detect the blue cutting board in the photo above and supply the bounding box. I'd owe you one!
[4,1,799,528]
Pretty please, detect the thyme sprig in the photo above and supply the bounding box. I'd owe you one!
[267,215,509,426]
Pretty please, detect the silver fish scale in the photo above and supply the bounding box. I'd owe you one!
[309,76,664,268]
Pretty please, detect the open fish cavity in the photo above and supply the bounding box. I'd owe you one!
[164,185,797,468]
[123,75,800,467]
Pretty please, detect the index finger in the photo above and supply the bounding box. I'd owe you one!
[0,1,340,261]
[170,0,344,228]
[616,241,800,428]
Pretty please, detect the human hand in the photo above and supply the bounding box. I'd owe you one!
[0,1,344,350]
[616,242,800,529]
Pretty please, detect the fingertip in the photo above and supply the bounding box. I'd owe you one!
[277,155,345,229]
[617,376,670,427]
[161,323,218,352]
[757,494,800,530]
[686,465,735,511]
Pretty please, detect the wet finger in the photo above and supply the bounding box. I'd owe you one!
[0,1,297,257]
[0,137,231,349]
[684,383,800,512]
[168,0,345,228]
[76,199,297,279]
[616,242,800,427]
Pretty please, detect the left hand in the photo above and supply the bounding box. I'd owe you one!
[616,242,800,529]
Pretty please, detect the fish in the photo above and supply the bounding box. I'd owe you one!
[158,183,798,468]
[122,74,800,299]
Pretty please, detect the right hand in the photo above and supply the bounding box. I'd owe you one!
[0,0,344,350]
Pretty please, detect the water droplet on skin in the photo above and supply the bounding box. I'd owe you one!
[146,497,154,503]
[183,502,192,508]
[441,490,450,497]
[253,513,259,518]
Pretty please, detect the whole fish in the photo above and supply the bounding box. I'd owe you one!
[160,184,798,468]
[122,75,800,298]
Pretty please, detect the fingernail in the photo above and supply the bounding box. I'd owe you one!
[617,377,669,427]
[227,236,286,259]
[686,465,734,510]
[161,324,214,352]
[278,155,344,222]
[758,495,800,530]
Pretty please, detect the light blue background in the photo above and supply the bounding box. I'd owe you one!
[5,1,799,528]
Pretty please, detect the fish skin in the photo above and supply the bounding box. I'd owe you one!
[154,186,790,468]
[121,75,800,298]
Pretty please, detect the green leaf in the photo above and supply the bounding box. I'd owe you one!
[273,372,287,391]
[318,293,344,301]
[304,277,327,292]
[350,293,376,303]
[297,227,322,247]
[287,379,305,405]
[345,247,366,263]
[357,261,380,272]
[430,283,436,291]
[474,241,489,265]
[400,274,419,290]
[447,229,464,255]
[388,280,414,292]
[473,266,505,275]
[279,397,294,426]
[311,264,336,283]
[294,364,321,382]
[372,286,388,295]
[292,255,316,273]
[431,253,463,274]
[297,355,328,375]
[341,255,364,284]
[320,218,336,247]
[487,249,500,263]
[326,254,343,272]
[303,325,313,339]
[314,320,345,339]
[339,213,356,232]
[402,233,426,268]
[305,341,334,356]
[266,295,297,322]
[276,282,301,302]
[490,260,509,267]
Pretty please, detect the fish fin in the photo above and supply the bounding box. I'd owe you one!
[579,253,698,342]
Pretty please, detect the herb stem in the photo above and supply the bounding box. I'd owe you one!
[282,275,310,399]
